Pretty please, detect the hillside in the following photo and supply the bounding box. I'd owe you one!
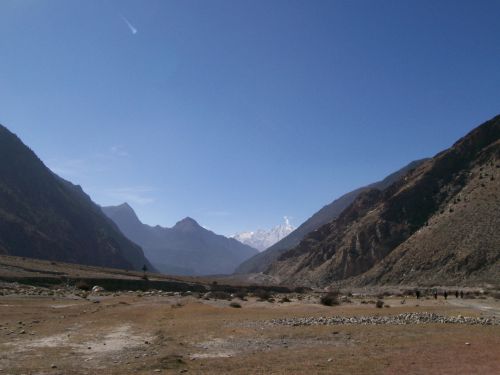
[102,203,258,275]
[235,159,426,274]
[0,124,153,271]
[267,115,500,287]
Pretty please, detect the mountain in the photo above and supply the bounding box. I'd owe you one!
[0,124,153,271]
[232,217,295,251]
[235,159,427,274]
[267,115,500,287]
[102,204,259,275]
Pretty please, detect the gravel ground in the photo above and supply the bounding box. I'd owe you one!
[269,312,499,326]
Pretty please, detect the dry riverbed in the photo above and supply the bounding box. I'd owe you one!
[0,286,499,374]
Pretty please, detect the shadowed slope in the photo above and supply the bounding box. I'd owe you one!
[268,115,500,286]
[235,159,426,274]
[0,124,153,271]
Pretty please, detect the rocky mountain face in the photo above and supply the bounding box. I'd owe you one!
[267,115,500,287]
[235,159,427,274]
[232,217,295,251]
[102,204,258,275]
[0,124,153,271]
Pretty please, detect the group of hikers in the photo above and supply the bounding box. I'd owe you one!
[414,289,465,299]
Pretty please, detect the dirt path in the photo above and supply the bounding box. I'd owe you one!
[447,298,500,318]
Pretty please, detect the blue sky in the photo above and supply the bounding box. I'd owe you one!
[1,0,499,236]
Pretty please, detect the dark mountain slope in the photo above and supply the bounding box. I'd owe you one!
[267,115,500,287]
[0,124,153,271]
[102,204,258,275]
[235,159,426,274]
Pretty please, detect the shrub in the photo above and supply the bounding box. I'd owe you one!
[320,292,340,306]
[375,300,384,308]
[235,289,248,300]
[254,289,272,301]
[489,292,500,300]
[76,280,90,291]
[280,296,291,303]
[209,291,232,300]
[229,302,242,308]
[294,286,308,294]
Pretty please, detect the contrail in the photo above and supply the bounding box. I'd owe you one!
[120,14,137,35]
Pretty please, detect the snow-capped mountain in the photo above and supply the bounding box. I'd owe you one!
[232,217,295,251]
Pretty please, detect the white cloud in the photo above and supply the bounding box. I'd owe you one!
[120,14,138,35]
[109,145,129,157]
[204,211,232,217]
[103,186,156,205]
[46,145,129,180]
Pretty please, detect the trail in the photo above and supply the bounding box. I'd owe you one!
[447,298,500,318]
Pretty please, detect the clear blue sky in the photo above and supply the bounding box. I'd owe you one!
[1,0,499,235]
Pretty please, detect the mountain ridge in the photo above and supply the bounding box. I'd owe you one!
[0,124,153,272]
[232,217,295,251]
[235,158,427,274]
[267,115,500,287]
[102,204,258,275]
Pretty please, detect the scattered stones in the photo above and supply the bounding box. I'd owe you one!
[269,313,499,327]
[92,286,104,293]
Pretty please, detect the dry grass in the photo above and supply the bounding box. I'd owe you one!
[0,293,499,374]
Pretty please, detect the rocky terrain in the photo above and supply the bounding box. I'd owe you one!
[235,159,426,274]
[102,204,258,275]
[0,279,499,374]
[0,125,153,272]
[269,312,498,327]
[268,115,500,287]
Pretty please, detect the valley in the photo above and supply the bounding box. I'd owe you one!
[1,278,499,375]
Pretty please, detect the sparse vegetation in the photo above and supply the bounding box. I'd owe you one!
[75,280,90,291]
[208,291,232,300]
[254,289,272,301]
[294,286,309,293]
[320,292,340,306]
[235,289,248,300]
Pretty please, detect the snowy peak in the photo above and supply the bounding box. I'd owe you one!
[233,217,295,251]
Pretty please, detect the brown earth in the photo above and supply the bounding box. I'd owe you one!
[268,115,500,287]
[1,289,499,375]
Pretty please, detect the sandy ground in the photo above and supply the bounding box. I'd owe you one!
[0,293,499,375]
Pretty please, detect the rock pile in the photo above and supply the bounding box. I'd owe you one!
[270,313,498,326]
